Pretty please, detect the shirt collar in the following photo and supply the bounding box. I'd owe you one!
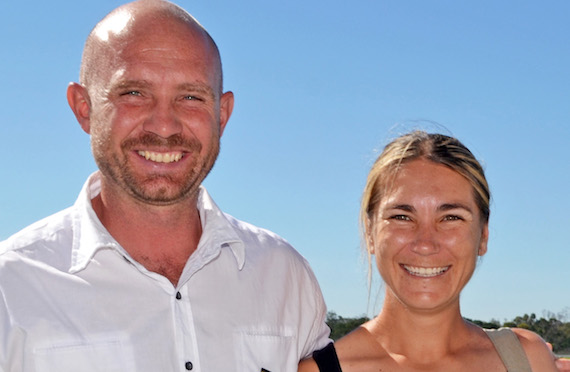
[69,172,121,273]
[195,187,245,270]
[69,172,245,273]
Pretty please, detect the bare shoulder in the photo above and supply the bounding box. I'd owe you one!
[332,324,390,371]
[335,324,380,354]
[511,327,558,371]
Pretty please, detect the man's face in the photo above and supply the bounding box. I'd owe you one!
[86,20,232,206]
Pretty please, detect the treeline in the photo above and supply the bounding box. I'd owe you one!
[326,310,570,353]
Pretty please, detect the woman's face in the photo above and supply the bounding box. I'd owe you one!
[371,159,488,313]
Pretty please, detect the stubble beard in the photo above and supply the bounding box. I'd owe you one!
[92,130,220,206]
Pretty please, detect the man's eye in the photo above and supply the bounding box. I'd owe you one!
[122,91,141,96]
[184,95,203,101]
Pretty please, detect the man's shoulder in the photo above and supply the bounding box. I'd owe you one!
[200,188,295,250]
[0,207,74,263]
[223,212,293,249]
[221,212,310,264]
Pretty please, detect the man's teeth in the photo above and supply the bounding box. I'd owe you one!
[138,151,183,163]
[404,265,450,277]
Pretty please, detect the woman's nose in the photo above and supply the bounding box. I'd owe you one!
[410,223,439,255]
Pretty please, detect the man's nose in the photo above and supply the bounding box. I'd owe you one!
[143,101,183,138]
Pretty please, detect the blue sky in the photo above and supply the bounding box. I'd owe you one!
[1,1,569,322]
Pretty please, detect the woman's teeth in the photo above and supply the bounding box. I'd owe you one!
[403,265,450,277]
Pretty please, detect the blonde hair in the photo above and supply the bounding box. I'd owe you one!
[361,131,490,287]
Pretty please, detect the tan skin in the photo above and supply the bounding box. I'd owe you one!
[67,2,234,286]
[557,359,570,372]
[299,159,558,371]
[549,344,570,372]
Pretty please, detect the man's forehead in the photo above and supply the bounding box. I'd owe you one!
[93,9,132,42]
[96,10,206,50]
[81,2,222,92]
[92,1,202,42]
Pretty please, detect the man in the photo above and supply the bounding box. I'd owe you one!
[0,1,330,371]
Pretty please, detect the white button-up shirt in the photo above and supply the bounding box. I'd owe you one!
[0,172,330,372]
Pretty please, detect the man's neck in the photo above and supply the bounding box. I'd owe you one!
[91,184,203,286]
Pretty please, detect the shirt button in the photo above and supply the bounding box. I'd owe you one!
[185,361,193,370]
[176,292,182,300]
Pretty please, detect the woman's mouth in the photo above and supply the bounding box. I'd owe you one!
[402,265,450,278]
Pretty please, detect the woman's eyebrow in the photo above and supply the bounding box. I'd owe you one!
[388,204,415,212]
[438,203,473,213]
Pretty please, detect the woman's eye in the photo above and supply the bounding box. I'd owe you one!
[443,215,463,221]
[391,215,411,221]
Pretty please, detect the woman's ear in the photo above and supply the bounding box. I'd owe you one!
[67,82,92,134]
[478,224,489,256]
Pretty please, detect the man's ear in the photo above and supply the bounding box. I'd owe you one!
[218,91,234,136]
[67,82,92,134]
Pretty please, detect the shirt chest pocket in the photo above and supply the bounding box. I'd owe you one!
[235,328,298,372]
[33,338,136,372]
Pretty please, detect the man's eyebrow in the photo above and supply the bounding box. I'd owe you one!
[111,79,152,91]
[109,81,215,98]
[177,83,215,99]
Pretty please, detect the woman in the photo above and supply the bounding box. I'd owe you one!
[299,131,558,371]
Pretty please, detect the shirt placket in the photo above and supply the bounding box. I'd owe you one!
[172,284,201,371]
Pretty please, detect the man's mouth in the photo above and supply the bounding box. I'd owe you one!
[137,150,184,163]
[402,265,450,278]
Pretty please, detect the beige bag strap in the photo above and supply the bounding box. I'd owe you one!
[484,328,533,372]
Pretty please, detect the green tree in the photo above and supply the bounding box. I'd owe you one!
[325,310,570,353]
[326,311,369,340]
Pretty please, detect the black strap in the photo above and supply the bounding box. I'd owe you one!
[313,343,342,372]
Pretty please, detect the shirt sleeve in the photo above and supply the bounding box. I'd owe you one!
[0,288,10,371]
[299,258,332,359]
[0,282,26,372]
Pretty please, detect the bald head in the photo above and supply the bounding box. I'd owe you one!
[80,0,223,93]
